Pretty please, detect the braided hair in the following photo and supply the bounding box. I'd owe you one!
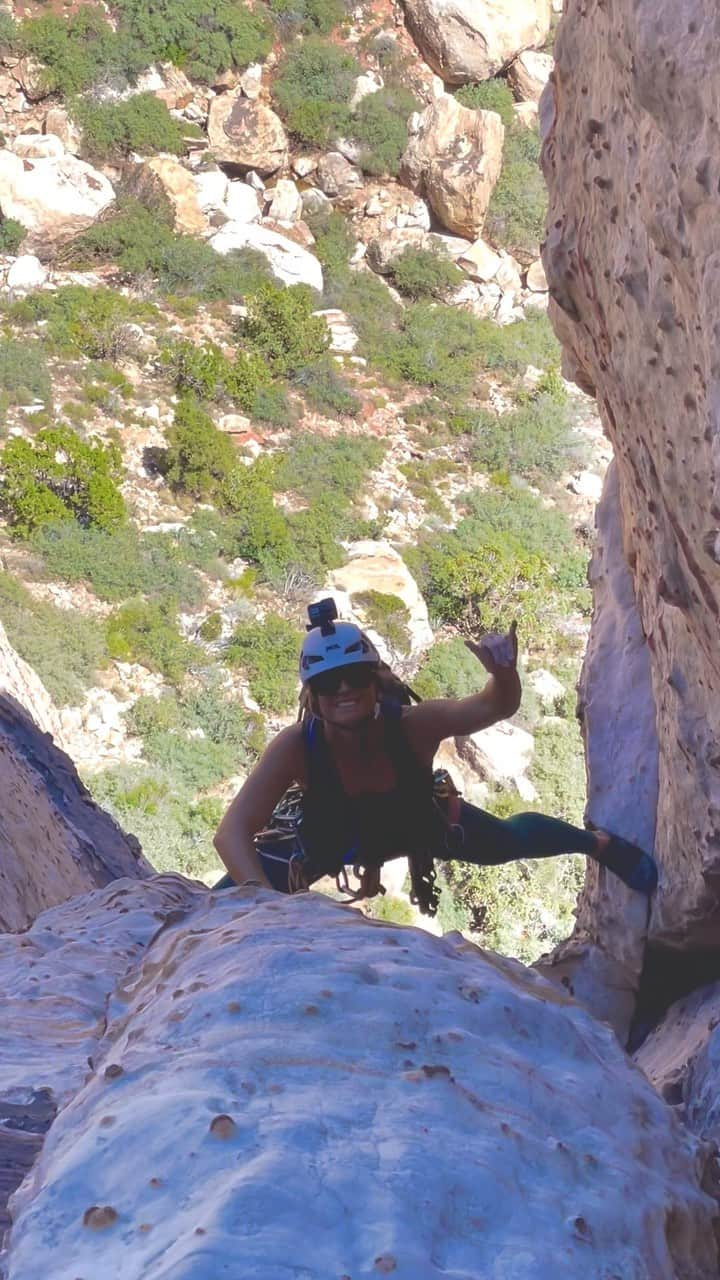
[298,645,440,917]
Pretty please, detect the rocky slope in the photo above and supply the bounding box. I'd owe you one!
[2,881,718,1279]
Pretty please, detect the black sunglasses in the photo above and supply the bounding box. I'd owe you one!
[309,664,377,697]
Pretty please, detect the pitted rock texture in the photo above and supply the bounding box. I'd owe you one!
[636,980,720,1148]
[3,886,718,1279]
[542,0,720,950]
[0,694,150,933]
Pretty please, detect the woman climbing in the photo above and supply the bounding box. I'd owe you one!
[214,598,658,913]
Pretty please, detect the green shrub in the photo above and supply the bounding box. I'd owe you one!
[364,895,414,925]
[270,0,347,35]
[0,340,51,406]
[531,718,586,825]
[226,613,299,712]
[324,266,400,344]
[128,681,264,768]
[274,432,384,504]
[141,732,237,792]
[0,10,18,55]
[0,426,125,538]
[114,0,272,83]
[273,38,357,145]
[469,393,574,480]
[7,285,156,360]
[311,211,355,273]
[413,637,482,701]
[220,459,294,578]
[0,569,107,706]
[350,86,417,176]
[71,200,273,301]
[461,487,578,564]
[485,122,547,261]
[76,93,186,161]
[476,311,561,377]
[163,340,269,410]
[20,7,138,98]
[241,283,328,375]
[250,383,294,427]
[388,245,462,300]
[198,611,222,642]
[353,590,411,654]
[456,78,514,126]
[374,303,482,395]
[292,356,360,416]
[106,599,196,682]
[159,398,238,500]
[32,521,202,606]
[285,495,347,581]
[0,217,26,255]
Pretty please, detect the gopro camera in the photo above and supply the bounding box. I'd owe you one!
[307,597,338,635]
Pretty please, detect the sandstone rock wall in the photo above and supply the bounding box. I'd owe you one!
[542,0,720,951]
[3,886,718,1279]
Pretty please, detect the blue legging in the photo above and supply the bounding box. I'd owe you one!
[214,801,597,894]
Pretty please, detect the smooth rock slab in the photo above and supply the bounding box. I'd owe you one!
[4,890,718,1279]
[210,222,323,291]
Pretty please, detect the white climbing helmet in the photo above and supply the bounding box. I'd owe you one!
[299,598,379,684]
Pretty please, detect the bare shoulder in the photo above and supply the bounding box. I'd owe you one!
[400,701,447,762]
[265,721,306,779]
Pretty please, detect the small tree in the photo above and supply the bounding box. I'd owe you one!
[241,283,329,375]
[159,398,238,500]
[0,426,126,539]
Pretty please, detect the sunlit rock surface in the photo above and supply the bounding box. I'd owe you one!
[542,0,720,951]
[3,885,718,1279]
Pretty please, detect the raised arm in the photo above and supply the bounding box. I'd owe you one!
[214,723,303,887]
[406,624,521,758]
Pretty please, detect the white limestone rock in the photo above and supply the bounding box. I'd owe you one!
[210,222,323,291]
[223,180,262,223]
[193,167,229,213]
[328,539,433,656]
[0,150,114,247]
[6,254,47,293]
[4,888,718,1279]
[507,49,554,103]
[401,0,552,85]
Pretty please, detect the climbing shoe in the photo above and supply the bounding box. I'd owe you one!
[593,829,659,894]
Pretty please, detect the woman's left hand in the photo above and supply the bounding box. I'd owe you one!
[465,621,518,678]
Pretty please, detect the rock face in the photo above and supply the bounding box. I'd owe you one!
[541,0,720,952]
[210,222,323,291]
[507,49,554,103]
[0,149,114,249]
[4,885,718,1278]
[141,157,207,236]
[402,94,504,239]
[327,539,434,657]
[0,681,150,933]
[402,0,551,85]
[636,981,720,1140]
[207,93,288,174]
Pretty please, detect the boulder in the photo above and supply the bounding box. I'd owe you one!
[526,257,548,291]
[300,187,332,221]
[6,254,47,293]
[507,48,554,103]
[350,72,383,109]
[401,93,504,239]
[193,167,229,213]
[4,887,718,1279]
[365,225,432,274]
[223,179,262,223]
[0,150,114,249]
[11,133,64,161]
[513,98,539,128]
[636,981,720,1136]
[207,93,288,174]
[458,236,503,282]
[328,539,433,656]
[9,57,48,103]
[238,62,264,100]
[542,0,720,953]
[266,177,302,223]
[142,156,207,235]
[210,222,323,291]
[316,151,363,200]
[401,0,552,85]
[43,107,81,155]
[313,308,359,354]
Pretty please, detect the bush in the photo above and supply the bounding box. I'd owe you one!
[159,398,238,500]
[285,495,347,581]
[250,383,294,427]
[241,283,328,375]
[531,718,586,825]
[353,590,411,654]
[387,245,462,301]
[485,122,547,261]
[20,7,138,98]
[163,340,269,410]
[374,303,482,395]
[476,311,561,377]
[456,78,514,126]
[0,569,107,706]
[311,211,356,273]
[8,285,156,360]
[0,340,51,407]
[0,217,26,255]
[413,637,482,701]
[469,393,575,480]
[76,93,186,161]
[274,432,384,505]
[32,521,203,606]
[126,683,265,772]
[221,459,294,578]
[350,86,417,176]
[71,200,273,301]
[273,38,358,145]
[226,613,299,712]
[114,0,272,84]
[106,599,196,682]
[292,356,360,416]
[0,426,125,538]
[270,0,347,35]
